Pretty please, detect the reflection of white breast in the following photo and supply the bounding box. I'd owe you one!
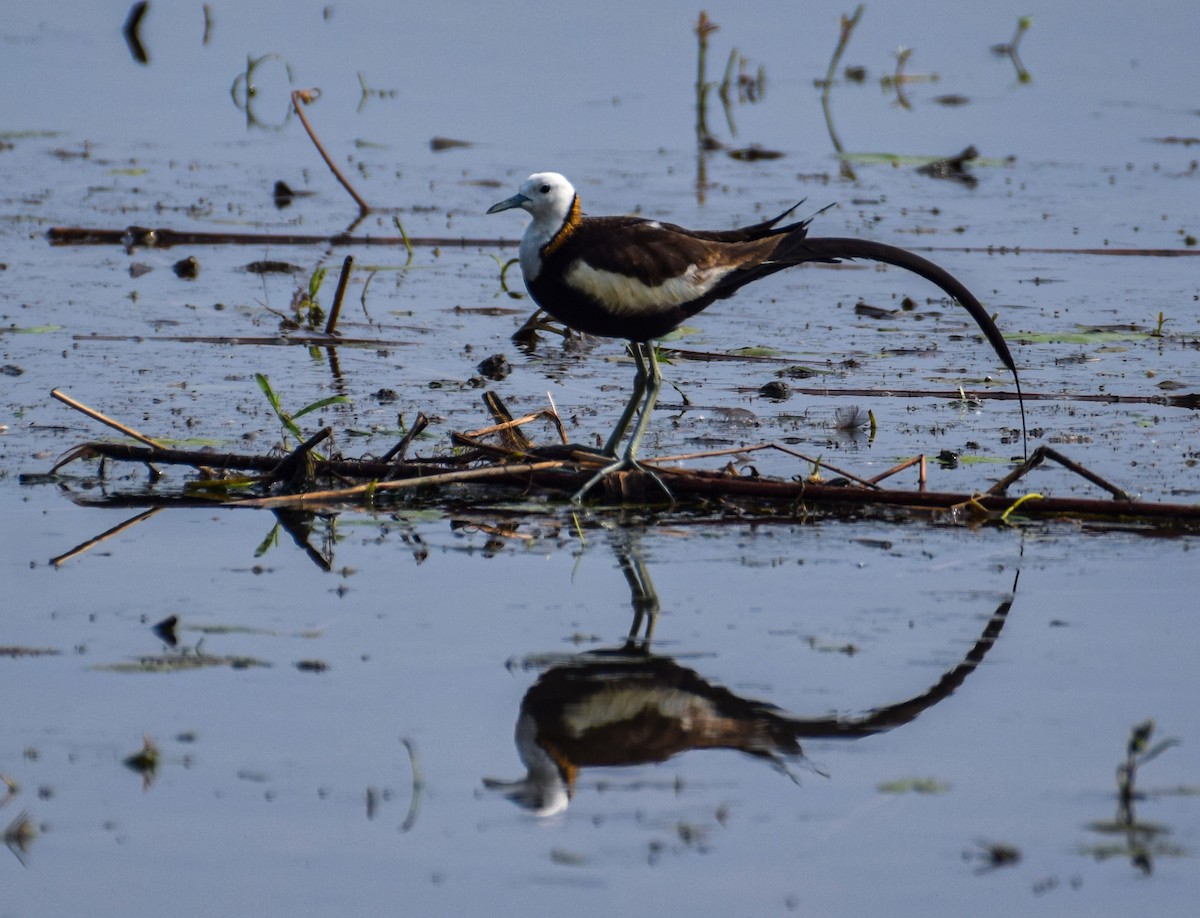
[563,261,733,315]
[561,686,714,736]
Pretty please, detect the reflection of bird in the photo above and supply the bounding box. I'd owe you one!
[485,537,1020,816]
[488,173,1024,499]
[484,649,810,816]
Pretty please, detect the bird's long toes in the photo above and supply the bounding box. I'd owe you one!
[571,457,674,505]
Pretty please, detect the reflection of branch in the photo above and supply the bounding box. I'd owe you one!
[399,737,424,832]
[122,1,150,65]
[230,55,294,131]
[268,509,334,572]
[694,12,719,148]
[991,17,1032,84]
[819,5,863,180]
[291,89,371,216]
[50,508,163,567]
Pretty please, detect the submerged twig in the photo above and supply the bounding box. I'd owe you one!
[291,88,371,215]
[230,461,567,509]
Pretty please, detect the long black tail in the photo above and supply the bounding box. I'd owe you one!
[794,236,1027,456]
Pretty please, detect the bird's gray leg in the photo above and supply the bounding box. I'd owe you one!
[621,342,663,465]
[602,343,648,457]
[572,342,673,504]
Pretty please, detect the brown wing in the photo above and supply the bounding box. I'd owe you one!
[566,216,777,287]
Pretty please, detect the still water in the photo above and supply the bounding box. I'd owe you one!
[2,2,1199,915]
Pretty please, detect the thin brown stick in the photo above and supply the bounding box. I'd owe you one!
[229,461,566,509]
[644,442,876,488]
[267,427,332,485]
[766,442,880,489]
[47,226,518,249]
[51,389,167,449]
[868,455,926,487]
[465,413,546,439]
[464,409,569,444]
[291,89,371,215]
[70,333,422,348]
[987,446,1132,500]
[46,224,1200,259]
[324,255,354,335]
[480,391,534,452]
[50,439,462,478]
[382,412,429,463]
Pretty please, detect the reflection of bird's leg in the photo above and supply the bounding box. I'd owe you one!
[618,545,661,646]
[573,343,672,503]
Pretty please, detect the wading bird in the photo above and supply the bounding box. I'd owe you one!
[488,172,1024,501]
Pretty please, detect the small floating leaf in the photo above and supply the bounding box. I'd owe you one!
[878,776,952,794]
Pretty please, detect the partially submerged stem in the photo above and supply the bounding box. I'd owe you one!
[291,88,371,215]
[324,255,354,336]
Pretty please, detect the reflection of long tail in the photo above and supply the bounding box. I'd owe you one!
[794,235,1028,456]
[789,580,1017,740]
[489,565,1022,814]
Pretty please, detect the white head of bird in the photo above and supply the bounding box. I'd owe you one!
[486,172,579,280]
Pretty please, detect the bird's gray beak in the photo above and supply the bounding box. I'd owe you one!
[487,192,529,215]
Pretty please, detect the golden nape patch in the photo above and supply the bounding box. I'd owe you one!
[540,196,582,259]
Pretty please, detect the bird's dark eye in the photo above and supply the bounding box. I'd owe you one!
[539,184,551,194]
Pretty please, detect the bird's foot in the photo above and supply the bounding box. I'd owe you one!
[571,456,674,505]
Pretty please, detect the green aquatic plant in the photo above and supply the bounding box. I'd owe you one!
[255,373,348,447]
[294,265,328,329]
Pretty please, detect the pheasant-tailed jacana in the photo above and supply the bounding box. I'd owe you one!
[488,172,1025,500]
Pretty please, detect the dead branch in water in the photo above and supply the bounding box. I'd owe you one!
[38,390,1200,526]
[46,223,1200,259]
[46,225,517,249]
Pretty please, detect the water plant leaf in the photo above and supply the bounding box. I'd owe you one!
[1018,329,1151,345]
[730,345,784,358]
[4,325,63,335]
[292,395,351,421]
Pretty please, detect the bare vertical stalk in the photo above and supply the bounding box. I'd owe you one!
[324,255,354,335]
